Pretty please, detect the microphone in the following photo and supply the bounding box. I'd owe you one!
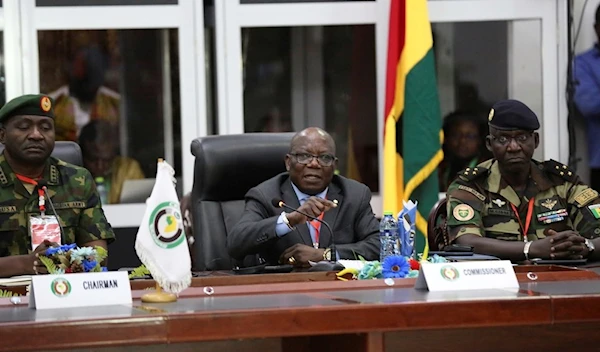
[38,180,66,243]
[271,198,343,271]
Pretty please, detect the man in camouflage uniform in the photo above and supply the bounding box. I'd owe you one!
[447,99,600,262]
[0,94,115,277]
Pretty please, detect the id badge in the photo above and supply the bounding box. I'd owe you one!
[29,214,61,250]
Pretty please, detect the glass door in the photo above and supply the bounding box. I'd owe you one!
[13,0,205,228]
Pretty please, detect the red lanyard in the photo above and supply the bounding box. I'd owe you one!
[510,197,535,242]
[16,174,45,214]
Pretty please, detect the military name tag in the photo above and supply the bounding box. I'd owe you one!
[53,201,86,209]
[0,205,17,213]
[488,208,511,217]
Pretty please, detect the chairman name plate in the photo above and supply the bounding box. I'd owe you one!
[29,271,132,309]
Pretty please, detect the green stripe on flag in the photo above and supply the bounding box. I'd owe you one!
[402,48,442,255]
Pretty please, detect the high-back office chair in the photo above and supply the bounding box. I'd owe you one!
[0,141,83,167]
[190,133,294,271]
[427,197,449,251]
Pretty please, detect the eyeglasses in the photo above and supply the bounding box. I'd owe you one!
[490,133,532,146]
[289,153,337,166]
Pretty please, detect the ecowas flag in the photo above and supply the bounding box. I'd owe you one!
[135,160,191,294]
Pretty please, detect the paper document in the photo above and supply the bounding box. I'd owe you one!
[0,275,32,287]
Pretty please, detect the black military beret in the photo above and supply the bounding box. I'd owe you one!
[0,94,55,124]
[488,99,540,131]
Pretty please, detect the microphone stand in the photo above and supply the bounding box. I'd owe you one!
[39,182,66,245]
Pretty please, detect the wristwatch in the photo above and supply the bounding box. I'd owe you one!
[323,248,332,261]
[281,211,295,230]
[585,238,596,254]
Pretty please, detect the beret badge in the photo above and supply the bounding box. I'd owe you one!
[40,96,52,112]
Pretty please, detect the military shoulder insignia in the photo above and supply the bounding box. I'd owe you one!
[543,159,577,182]
[458,167,489,182]
[453,204,475,221]
[574,188,599,207]
[541,198,557,210]
[40,96,52,112]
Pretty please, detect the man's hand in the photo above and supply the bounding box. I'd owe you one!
[280,243,325,266]
[30,240,58,275]
[545,229,588,259]
[529,229,588,260]
[286,197,336,227]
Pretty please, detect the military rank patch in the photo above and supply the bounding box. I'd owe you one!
[574,188,599,207]
[453,204,475,221]
[537,209,568,224]
[588,204,600,220]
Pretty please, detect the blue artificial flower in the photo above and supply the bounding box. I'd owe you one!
[358,261,383,280]
[101,267,108,272]
[82,259,98,272]
[61,243,77,252]
[45,246,60,256]
[70,247,95,263]
[382,255,410,279]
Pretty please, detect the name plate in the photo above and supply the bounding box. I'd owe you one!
[414,260,518,291]
[29,271,132,309]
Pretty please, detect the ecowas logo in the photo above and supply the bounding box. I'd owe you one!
[51,277,72,297]
[440,265,460,281]
[148,201,186,249]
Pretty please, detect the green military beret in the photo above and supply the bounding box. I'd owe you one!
[488,99,540,131]
[0,94,55,123]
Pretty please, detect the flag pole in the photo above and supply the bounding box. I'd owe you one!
[141,158,178,303]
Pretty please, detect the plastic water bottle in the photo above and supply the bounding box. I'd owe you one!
[95,177,108,205]
[380,212,401,262]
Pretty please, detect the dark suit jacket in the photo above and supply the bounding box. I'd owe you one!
[227,173,380,264]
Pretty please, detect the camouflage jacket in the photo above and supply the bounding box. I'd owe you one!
[446,159,600,242]
[0,153,115,257]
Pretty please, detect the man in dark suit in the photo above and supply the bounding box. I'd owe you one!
[228,127,379,266]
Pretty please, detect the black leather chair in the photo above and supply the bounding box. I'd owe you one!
[190,133,294,271]
[0,141,83,167]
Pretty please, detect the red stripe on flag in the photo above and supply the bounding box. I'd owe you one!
[383,0,406,136]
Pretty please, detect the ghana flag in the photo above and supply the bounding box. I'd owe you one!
[383,0,443,258]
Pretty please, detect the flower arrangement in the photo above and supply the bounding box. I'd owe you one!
[38,244,108,274]
[337,254,448,281]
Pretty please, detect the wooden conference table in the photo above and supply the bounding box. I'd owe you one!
[1,266,600,352]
